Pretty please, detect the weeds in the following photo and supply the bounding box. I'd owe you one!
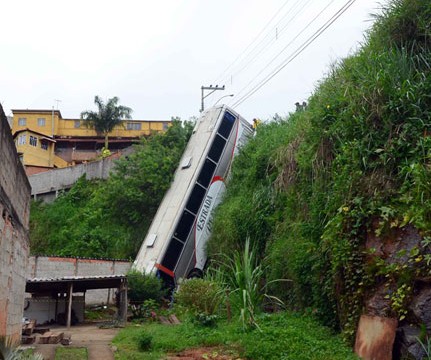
[418,336,431,359]
[213,238,286,331]
[0,337,43,360]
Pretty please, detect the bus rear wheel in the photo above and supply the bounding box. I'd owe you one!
[187,268,203,279]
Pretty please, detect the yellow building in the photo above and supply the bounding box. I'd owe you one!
[11,109,170,175]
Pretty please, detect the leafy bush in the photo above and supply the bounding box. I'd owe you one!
[193,313,219,327]
[127,270,166,318]
[175,278,223,317]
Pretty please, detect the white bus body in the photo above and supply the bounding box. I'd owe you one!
[133,105,253,284]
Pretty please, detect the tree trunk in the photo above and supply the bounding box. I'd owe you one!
[104,133,109,150]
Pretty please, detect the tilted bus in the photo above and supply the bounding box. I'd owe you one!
[133,105,253,286]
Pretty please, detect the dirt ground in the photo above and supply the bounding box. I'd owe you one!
[166,346,243,360]
[22,323,119,360]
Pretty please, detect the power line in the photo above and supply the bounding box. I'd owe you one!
[212,0,292,85]
[231,0,357,109]
[225,0,315,86]
[231,0,335,104]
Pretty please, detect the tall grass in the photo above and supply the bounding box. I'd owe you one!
[212,238,285,331]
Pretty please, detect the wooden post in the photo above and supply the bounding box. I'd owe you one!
[122,280,128,323]
[66,282,73,329]
[117,279,128,323]
[54,294,58,323]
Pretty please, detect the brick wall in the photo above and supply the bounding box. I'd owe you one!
[0,104,31,341]
[27,256,131,304]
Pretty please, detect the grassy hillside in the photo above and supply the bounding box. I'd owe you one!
[208,0,431,341]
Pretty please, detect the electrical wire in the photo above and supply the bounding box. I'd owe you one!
[231,0,336,104]
[231,0,357,109]
[212,0,292,85]
[224,0,314,87]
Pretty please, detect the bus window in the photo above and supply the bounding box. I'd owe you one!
[186,184,206,214]
[173,210,196,242]
[207,135,227,163]
[161,238,184,270]
[218,112,236,139]
[197,159,216,188]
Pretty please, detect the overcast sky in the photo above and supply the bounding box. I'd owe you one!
[0,0,385,122]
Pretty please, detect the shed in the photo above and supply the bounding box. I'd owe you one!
[26,275,127,328]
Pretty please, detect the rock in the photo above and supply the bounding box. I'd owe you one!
[366,224,421,265]
[393,325,426,360]
[409,286,431,329]
[354,315,398,360]
[365,284,391,317]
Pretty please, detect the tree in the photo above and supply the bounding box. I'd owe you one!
[81,96,132,149]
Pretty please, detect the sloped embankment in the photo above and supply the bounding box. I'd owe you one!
[209,0,431,358]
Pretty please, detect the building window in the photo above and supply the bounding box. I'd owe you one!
[18,118,26,126]
[41,141,48,150]
[17,134,26,145]
[74,120,81,128]
[37,118,46,126]
[29,136,38,147]
[127,122,141,130]
[163,122,169,131]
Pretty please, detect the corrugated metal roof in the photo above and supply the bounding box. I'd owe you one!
[28,274,126,283]
[26,274,127,294]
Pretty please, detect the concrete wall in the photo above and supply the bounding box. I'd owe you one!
[27,256,131,304]
[0,104,31,341]
[29,158,115,198]
[24,296,85,324]
[28,146,134,202]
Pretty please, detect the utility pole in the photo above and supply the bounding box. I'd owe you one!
[200,85,225,112]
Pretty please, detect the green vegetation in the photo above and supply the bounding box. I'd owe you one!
[208,0,431,342]
[84,305,117,321]
[113,312,357,360]
[30,119,193,259]
[0,337,43,359]
[81,95,132,150]
[55,347,87,360]
[175,278,223,318]
[127,271,166,318]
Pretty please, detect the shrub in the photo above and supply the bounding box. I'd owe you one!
[127,270,166,318]
[137,331,153,351]
[193,313,219,327]
[175,278,223,316]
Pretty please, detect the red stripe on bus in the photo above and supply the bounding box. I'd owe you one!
[155,263,175,278]
[211,176,224,184]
